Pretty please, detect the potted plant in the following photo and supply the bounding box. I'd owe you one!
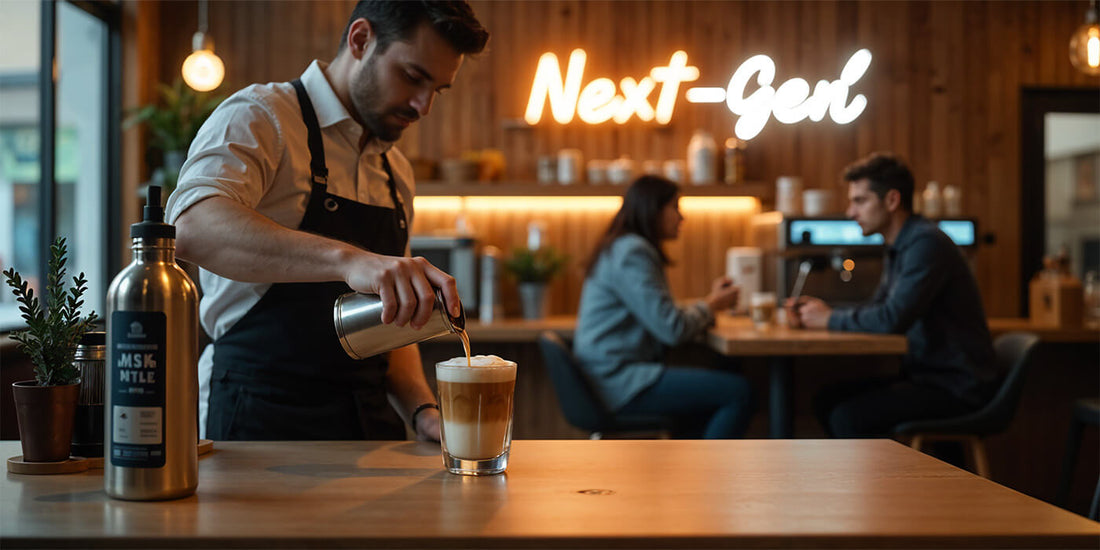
[125,79,223,196]
[4,237,98,462]
[503,246,567,320]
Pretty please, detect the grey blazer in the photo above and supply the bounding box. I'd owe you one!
[573,234,714,411]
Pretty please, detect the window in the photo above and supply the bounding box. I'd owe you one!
[0,1,119,331]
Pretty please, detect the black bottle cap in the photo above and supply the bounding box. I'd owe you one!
[79,331,106,346]
[131,185,176,239]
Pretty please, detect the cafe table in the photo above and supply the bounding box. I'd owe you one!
[707,313,909,438]
[2,439,1097,548]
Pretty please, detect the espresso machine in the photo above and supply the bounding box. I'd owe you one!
[753,215,979,306]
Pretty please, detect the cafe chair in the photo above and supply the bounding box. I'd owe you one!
[893,331,1040,479]
[1055,397,1100,521]
[537,331,672,440]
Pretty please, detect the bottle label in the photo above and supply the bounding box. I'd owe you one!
[109,311,167,468]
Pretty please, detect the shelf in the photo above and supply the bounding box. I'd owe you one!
[416,181,771,197]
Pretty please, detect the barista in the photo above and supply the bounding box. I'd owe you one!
[165,1,489,441]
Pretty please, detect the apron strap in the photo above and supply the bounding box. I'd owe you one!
[291,78,328,186]
[380,152,408,231]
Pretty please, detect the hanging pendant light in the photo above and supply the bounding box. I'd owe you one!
[181,0,224,91]
[1069,0,1100,76]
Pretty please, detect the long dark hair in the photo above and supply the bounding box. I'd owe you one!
[583,175,680,277]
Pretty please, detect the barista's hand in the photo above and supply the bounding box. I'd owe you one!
[788,296,831,330]
[414,408,441,442]
[705,276,740,312]
[344,252,460,330]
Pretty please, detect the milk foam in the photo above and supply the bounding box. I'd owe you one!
[436,356,516,383]
[438,355,515,368]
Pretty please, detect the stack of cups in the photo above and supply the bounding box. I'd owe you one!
[776,176,803,216]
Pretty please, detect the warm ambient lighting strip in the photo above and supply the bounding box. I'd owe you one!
[414,196,760,213]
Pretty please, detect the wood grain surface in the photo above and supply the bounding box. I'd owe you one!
[706,314,908,356]
[2,439,1098,549]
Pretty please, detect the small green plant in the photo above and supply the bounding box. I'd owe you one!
[3,237,98,386]
[503,246,568,284]
[125,79,224,152]
[125,79,224,196]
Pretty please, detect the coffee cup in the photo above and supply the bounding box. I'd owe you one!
[750,291,777,330]
[802,189,833,217]
[436,355,517,475]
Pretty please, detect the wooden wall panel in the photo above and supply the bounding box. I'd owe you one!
[141,0,1100,317]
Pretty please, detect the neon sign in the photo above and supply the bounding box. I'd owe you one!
[523,48,872,140]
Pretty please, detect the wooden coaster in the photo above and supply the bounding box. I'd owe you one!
[85,456,104,469]
[7,456,89,475]
[198,439,214,456]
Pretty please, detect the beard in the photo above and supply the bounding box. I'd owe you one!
[348,56,419,142]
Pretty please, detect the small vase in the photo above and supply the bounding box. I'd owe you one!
[163,149,186,175]
[11,381,80,462]
[518,282,548,320]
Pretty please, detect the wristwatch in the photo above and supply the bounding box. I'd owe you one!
[411,402,440,433]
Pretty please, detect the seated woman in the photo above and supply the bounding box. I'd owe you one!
[573,175,753,438]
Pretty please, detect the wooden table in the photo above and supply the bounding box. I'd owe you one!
[708,314,908,438]
[2,439,1096,548]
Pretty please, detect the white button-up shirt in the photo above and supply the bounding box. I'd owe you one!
[164,60,416,435]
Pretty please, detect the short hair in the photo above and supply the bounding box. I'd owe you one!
[337,1,489,56]
[842,152,915,212]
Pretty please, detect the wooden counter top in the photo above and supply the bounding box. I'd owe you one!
[447,316,1099,346]
[2,439,1097,548]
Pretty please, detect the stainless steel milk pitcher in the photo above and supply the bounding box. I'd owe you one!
[334,289,465,360]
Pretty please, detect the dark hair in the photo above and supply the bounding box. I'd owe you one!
[337,0,489,56]
[842,152,915,212]
[583,176,680,277]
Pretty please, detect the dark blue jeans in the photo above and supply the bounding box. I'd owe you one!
[618,367,754,439]
[814,376,978,438]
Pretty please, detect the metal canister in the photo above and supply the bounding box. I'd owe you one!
[72,331,105,458]
[334,289,465,360]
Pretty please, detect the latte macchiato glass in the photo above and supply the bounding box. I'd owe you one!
[750,291,777,330]
[436,355,517,475]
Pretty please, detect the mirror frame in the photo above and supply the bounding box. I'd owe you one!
[1019,87,1100,316]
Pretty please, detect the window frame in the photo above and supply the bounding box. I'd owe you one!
[36,0,122,302]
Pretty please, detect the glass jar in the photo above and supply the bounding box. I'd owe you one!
[72,331,106,458]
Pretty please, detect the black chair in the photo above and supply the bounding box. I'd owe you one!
[537,331,672,439]
[893,331,1040,478]
[1055,397,1100,521]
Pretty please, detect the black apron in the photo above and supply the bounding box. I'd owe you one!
[207,79,408,441]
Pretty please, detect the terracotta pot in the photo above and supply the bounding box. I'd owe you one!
[11,381,80,462]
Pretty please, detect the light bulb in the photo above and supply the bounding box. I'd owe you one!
[1069,4,1100,76]
[182,50,224,91]
[182,31,224,92]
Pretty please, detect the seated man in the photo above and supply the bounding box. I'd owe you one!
[787,152,996,438]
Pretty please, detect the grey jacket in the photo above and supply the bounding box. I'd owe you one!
[573,234,714,410]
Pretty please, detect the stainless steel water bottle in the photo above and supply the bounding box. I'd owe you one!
[105,186,199,500]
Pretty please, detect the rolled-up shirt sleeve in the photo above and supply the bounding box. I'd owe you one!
[165,91,285,224]
[828,235,950,334]
[609,239,714,346]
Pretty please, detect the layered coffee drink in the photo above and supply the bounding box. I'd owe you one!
[436,355,517,475]
[750,291,777,329]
